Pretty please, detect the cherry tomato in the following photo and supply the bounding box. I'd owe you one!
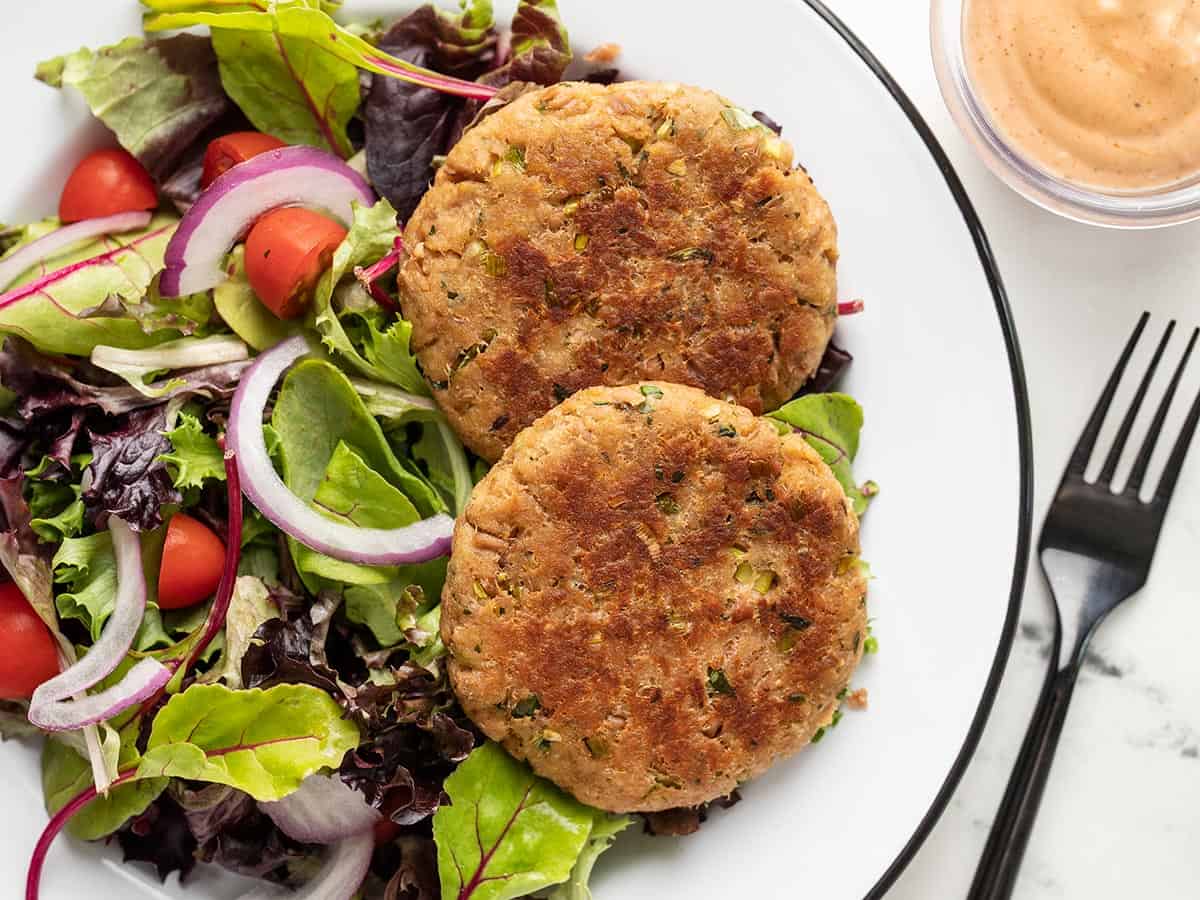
[244,207,348,319]
[58,148,158,224]
[0,582,60,700]
[158,513,226,610]
[201,132,287,188]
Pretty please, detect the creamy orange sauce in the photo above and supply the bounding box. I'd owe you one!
[965,0,1200,191]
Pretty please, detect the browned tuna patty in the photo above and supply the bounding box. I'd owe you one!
[399,80,839,462]
[440,383,867,812]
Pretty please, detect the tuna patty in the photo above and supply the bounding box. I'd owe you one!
[400,80,839,462]
[441,383,867,812]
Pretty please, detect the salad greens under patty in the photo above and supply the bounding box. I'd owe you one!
[0,2,875,898]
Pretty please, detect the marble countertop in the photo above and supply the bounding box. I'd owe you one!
[821,2,1200,897]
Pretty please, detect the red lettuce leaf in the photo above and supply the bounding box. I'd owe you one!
[117,794,199,883]
[364,6,498,220]
[83,405,181,532]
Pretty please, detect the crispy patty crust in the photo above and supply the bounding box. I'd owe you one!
[441,383,867,812]
[400,81,839,461]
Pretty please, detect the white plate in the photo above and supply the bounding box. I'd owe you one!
[0,2,1032,898]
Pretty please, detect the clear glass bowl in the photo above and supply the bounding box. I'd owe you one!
[930,0,1200,229]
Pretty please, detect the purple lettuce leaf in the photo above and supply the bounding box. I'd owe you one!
[83,405,181,532]
[800,342,853,395]
[481,0,572,89]
[381,835,440,900]
[241,613,344,697]
[364,6,499,220]
[117,794,199,883]
[195,804,314,883]
[0,337,247,419]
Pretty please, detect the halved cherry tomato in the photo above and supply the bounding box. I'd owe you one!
[0,582,60,700]
[201,131,287,188]
[244,207,348,319]
[158,513,226,610]
[58,148,158,224]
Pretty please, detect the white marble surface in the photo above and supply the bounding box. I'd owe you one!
[818,2,1200,897]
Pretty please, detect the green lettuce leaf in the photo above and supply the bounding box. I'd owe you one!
[412,420,473,515]
[271,358,444,581]
[310,198,428,393]
[433,741,596,900]
[160,411,226,490]
[52,528,167,639]
[548,812,633,900]
[768,392,874,516]
[343,558,446,646]
[485,0,572,86]
[138,682,359,801]
[43,729,167,841]
[35,35,230,180]
[209,23,359,156]
[213,246,306,351]
[28,481,85,543]
[202,575,277,688]
[0,214,187,356]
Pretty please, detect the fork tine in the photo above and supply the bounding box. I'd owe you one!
[1127,327,1198,494]
[1097,320,1175,485]
[1152,328,1200,505]
[1065,312,1150,477]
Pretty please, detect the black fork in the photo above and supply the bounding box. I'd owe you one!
[968,312,1200,900]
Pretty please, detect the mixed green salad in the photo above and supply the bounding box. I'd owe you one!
[0,2,874,899]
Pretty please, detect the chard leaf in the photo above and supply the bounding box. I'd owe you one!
[209,24,359,156]
[139,682,359,802]
[433,741,596,900]
[141,0,492,98]
[0,214,183,357]
[42,730,168,841]
[548,812,633,900]
[310,199,428,394]
[768,392,873,516]
[160,411,226,489]
[35,35,230,181]
[213,246,305,351]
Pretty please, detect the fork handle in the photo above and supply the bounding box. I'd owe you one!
[967,661,1081,900]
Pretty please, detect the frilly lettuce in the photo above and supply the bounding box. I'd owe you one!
[311,198,428,394]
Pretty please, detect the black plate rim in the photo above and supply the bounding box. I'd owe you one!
[794,1,1035,896]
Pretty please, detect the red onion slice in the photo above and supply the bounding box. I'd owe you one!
[237,832,375,900]
[260,775,380,844]
[0,211,152,291]
[227,337,455,565]
[160,146,375,297]
[28,517,172,731]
